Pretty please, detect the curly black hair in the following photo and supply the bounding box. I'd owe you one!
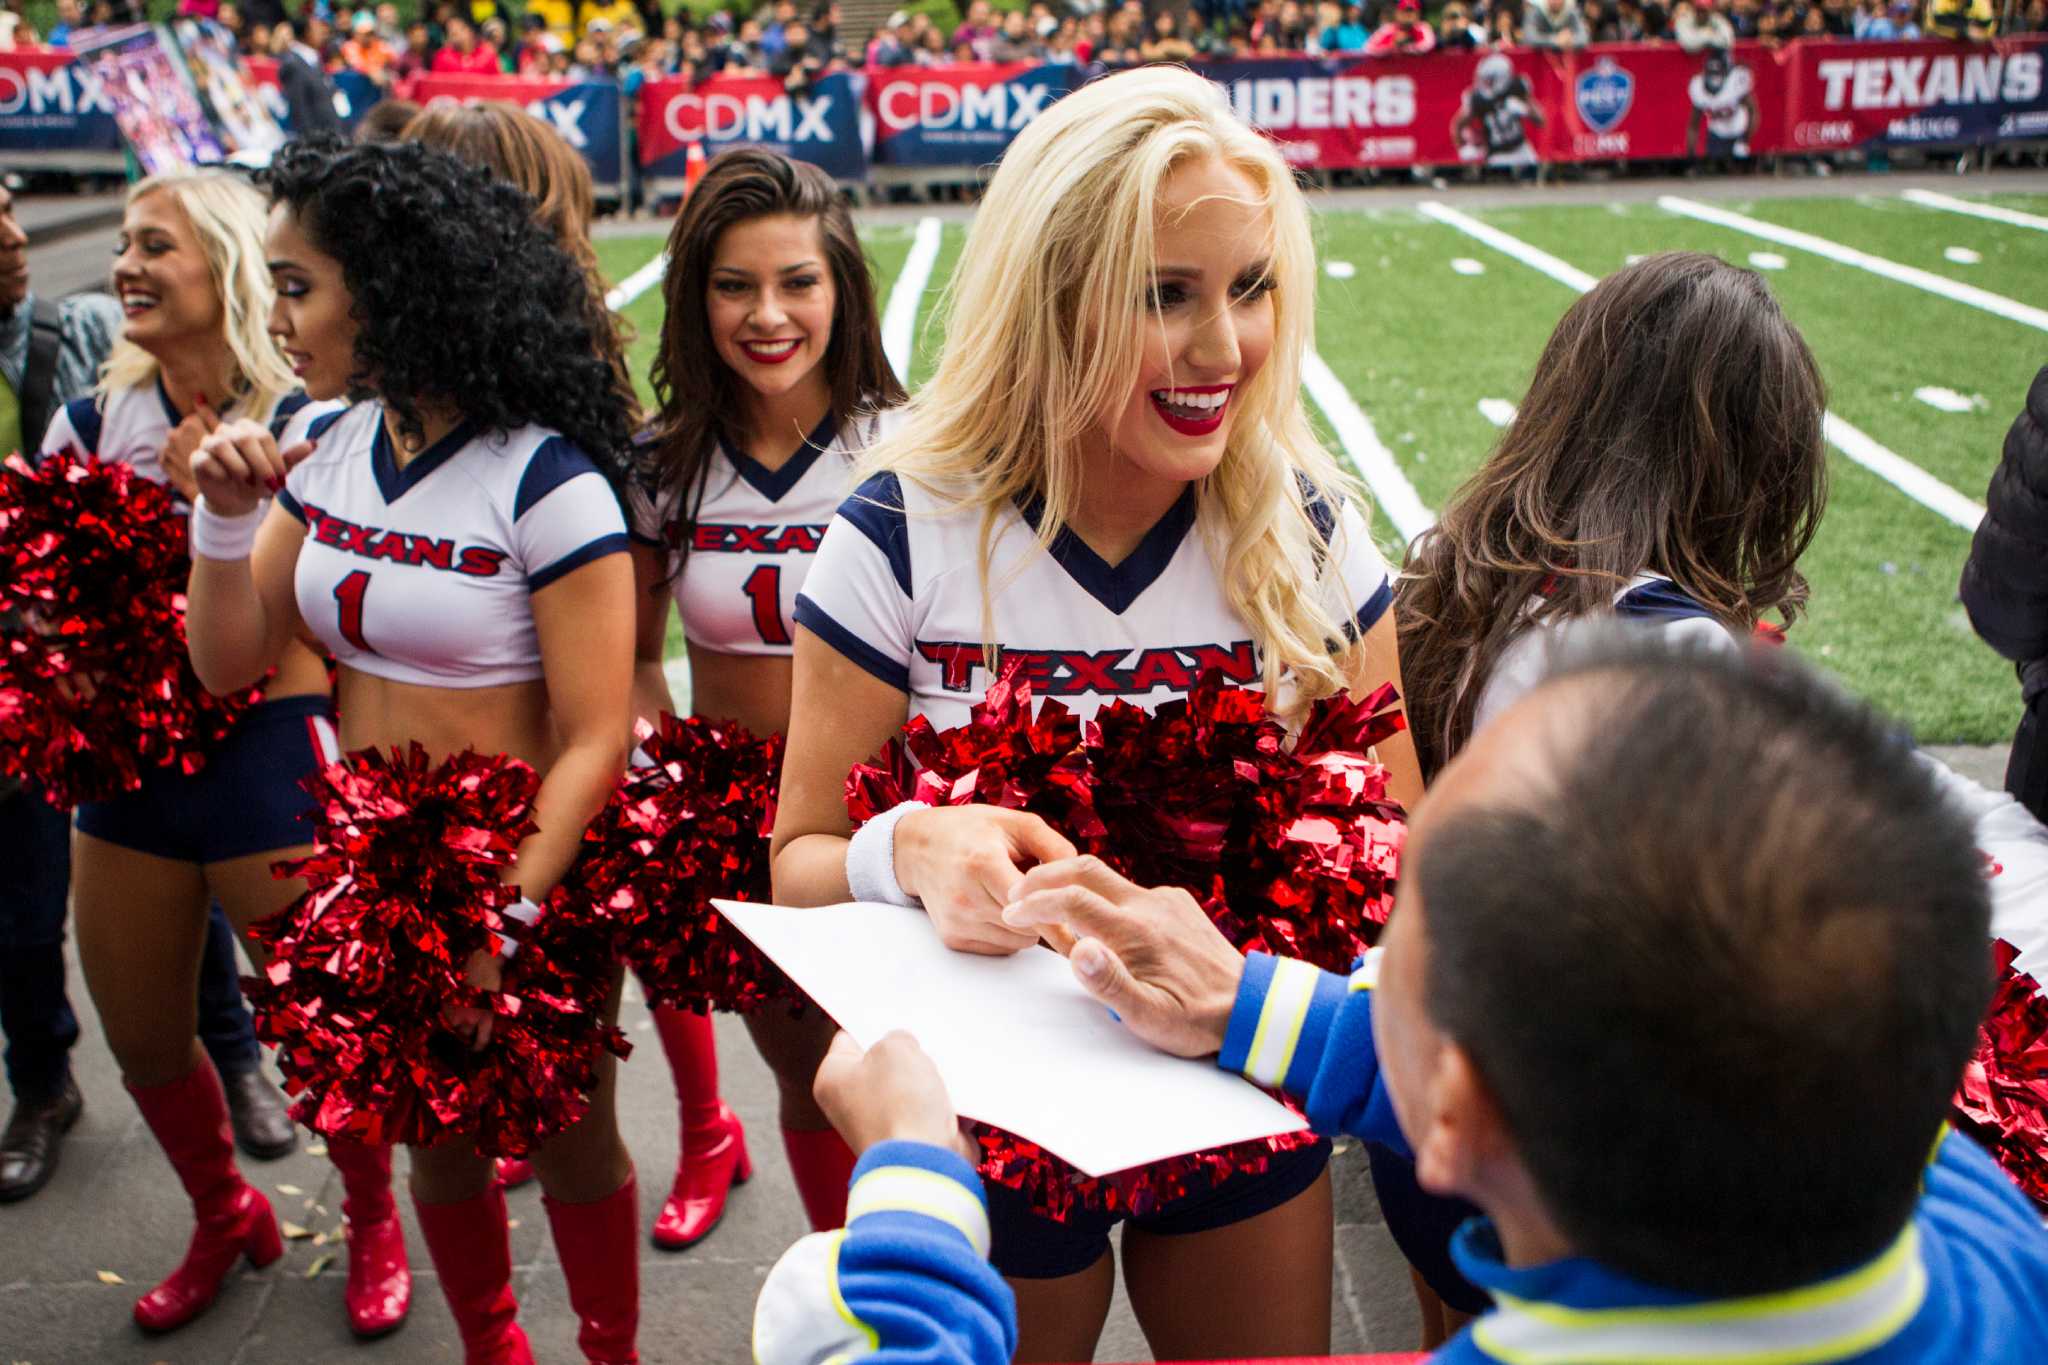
[263,136,634,481]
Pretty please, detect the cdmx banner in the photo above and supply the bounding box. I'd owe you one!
[640,69,865,190]
[0,45,125,168]
[412,72,626,194]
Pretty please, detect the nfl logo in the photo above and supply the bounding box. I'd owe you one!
[1575,58,1634,135]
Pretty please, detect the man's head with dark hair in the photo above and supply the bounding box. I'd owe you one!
[1372,636,1992,1294]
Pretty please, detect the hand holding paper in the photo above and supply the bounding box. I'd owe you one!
[716,897,1306,1178]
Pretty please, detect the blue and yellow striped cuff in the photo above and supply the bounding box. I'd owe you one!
[846,1141,991,1260]
[1220,953,1353,1095]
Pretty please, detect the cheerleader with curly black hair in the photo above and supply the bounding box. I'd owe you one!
[184,138,639,1364]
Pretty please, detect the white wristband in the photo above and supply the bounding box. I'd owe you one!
[846,801,927,908]
[190,496,264,560]
[497,896,544,960]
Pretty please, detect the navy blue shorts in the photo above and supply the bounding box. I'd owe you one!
[75,695,338,864]
[987,1137,1332,1279]
[1365,1141,1491,1314]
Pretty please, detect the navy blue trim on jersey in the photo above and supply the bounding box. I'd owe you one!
[793,594,911,691]
[1016,484,1197,616]
[268,392,314,440]
[154,378,181,428]
[1352,580,1393,638]
[1299,471,1338,545]
[1615,578,1716,625]
[370,413,484,503]
[62,396,103,455]
[304,407,350,443]
[529,532,630,592]
[719,409,837,504]
[277,488,306,522]
[514,437,603,521]
[840,472,913,596]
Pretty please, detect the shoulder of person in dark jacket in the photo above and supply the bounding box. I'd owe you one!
[1961,364,2048,664]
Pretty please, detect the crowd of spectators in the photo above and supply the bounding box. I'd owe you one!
[4,0,2042,74]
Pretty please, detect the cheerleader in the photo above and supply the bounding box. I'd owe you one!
[185,140,638,1364]
[771,67,1423,1363]
[392,99,659,1203]
[38,169,410,1340]
[629,147,906,1241]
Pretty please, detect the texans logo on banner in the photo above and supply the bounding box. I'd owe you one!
[1575,56,1633,133]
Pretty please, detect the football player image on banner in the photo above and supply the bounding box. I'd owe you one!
[69,23,225,172]
[1454,52,1542,166]
[1688,46,1758,159]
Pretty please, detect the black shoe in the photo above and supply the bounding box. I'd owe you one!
[221,1066,298,1161]
[0,1076,83,1203]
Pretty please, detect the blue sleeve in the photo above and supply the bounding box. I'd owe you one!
[1218,951,1408,1155]
[753,1140,1016,1365]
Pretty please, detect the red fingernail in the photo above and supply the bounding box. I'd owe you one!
[267,477,284,492]
[197,394,207,407]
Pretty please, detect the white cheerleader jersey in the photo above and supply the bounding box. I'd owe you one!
[793,472,1393,729]
[1471,574,1734,737]
[1688,66,1754,140]
[627,408,903,657]
[277,403,629,689]
[40,380,334,509]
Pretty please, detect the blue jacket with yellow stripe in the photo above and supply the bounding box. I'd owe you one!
[752,952,2048,1363]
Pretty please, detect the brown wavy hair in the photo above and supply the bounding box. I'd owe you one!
[1396,251,1828,777]
[398,100,637,423]
[645,148,903,571]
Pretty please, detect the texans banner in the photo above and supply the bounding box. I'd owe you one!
[0,45,121,169]
[1783,36,2048,150]
[867,61,1085,166]
[1547,43,1791,161]
[640,69,865,190]
[413,72,625,193]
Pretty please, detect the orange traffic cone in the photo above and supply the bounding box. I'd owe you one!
[684,141,709,195]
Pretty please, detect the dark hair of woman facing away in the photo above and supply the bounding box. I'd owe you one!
[644,148,905,564]
[262,136,634,482]
[1396,251,1829,778]
[396,100,638,420]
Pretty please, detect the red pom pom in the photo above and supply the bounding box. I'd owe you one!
[1953,939,2048,1210]
[246,744,629,1156]
[559,713,797,1013]
[0,451,263,807]
[845,665,1409,1219]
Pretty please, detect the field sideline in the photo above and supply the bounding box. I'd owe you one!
[592,183,2048,745]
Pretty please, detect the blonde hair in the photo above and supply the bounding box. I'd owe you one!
[98,170,297,420]
[862,65,1367,714]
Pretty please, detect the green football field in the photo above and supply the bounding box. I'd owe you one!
[593,187,2048,745]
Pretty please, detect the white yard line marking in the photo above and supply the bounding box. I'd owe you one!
[1914,386,1984,414]
[881,216,944,382]
[605,251,668,311]
[1325,260,1357,279]
[1944,246,1982,265]
[1748,251,1788,270]
[1450,257,1486,275]
[1903,188,2048,235]
[1658,194,2048,334]
[1423,203,1985,533]
[1477,398,1518,427]
[1301,349,1435,548]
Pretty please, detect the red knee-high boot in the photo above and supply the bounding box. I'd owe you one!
[126,1062,285,1332]
[544,1174,640,1364]
[412,1184,533,1365]
[780,1126,857,1231]
[327,1135,411,1337]
[650,1006,750,1250]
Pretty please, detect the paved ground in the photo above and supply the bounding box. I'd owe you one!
[0,949,1424,1365]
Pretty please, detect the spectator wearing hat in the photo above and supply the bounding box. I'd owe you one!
[1855,0,1921,36]
[577,0,641,41]
[869,11,917,64]
[1367,0,1439,51]
[1674,0,1737,47]
[341,9,398,84]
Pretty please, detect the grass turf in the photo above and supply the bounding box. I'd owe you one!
[598,190,2036,745]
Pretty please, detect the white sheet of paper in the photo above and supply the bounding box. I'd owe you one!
[715,899,1308,1178]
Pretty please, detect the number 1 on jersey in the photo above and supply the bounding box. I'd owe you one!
[743,565,791,647]
[333,569,372,651]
